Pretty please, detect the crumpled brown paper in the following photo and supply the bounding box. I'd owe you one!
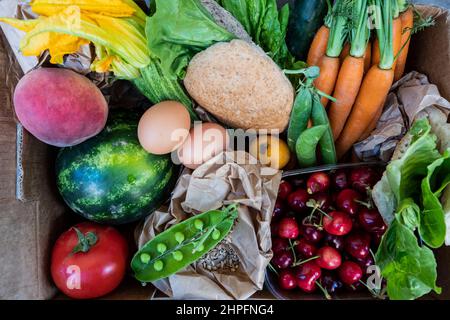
[354,71,450,162]
[135,151,281,300]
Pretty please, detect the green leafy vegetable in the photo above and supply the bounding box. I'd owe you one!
[386,119,441,205]
[397,198,420,231]
[218,0,292,68]
[146,0,236,79]
[376,218,441,300]
[419,151,450,248]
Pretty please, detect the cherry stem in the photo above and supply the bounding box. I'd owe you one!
[355,199,372,209]
[292,255,319,267]
[315,281,332,300]
[289,239,297,265]
[268,263,279,276]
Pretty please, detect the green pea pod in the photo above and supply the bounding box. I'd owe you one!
[131,204,239,282]
[311,93,337,164]
[287,87,313,152]
[295,125,328,168]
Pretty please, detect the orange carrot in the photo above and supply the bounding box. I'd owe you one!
[394,8,414,81]
[371,39,380,66]
[364,42,372,74]
[335,66,394,158]
[329,56,365,141]
[339,42,351,62]
[392,17,403,69]
[314,56,341,106]
[358,104,383,141]
[307,25,330,66]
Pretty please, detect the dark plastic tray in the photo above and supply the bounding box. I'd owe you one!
[265,162,386,300]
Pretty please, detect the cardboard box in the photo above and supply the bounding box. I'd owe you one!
[0,3,449,300]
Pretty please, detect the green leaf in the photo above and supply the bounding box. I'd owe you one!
[419,151,450,248]
[386,119,441,204]
[219,0,292,68]
[376,218,441,300]
[397,198,421,231]
[146,0,236,79]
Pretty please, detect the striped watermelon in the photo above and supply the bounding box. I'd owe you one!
[56,111,176,224]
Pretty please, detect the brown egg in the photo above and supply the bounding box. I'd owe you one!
[138,101,191,155]
[177,122,229,170]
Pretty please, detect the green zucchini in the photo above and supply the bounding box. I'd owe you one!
[286,0,329,61]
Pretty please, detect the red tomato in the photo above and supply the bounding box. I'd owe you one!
[51,222,128,299]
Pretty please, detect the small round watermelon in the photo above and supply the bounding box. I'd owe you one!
[56,111,176,224]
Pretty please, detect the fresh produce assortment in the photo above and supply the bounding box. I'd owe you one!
[269,165,387,298]
[1,0,449,301]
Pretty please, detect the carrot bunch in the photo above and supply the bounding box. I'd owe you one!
[307,0,419,159]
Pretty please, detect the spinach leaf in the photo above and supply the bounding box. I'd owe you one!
[419,151,450,248]
[146,0,236,79]
[376,218,441,300]
[219,0,292,68]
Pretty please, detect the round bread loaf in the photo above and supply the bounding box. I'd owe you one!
[184,40,294,131]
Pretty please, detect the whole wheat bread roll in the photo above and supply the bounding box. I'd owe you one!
[184,40,294,131]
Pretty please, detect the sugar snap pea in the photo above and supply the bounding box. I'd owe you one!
[131,203,239,282]
[295,125,328,168]
[311,93,337,164]
[287,87,313,152]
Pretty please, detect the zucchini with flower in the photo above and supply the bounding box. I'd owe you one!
[0,0,198,120]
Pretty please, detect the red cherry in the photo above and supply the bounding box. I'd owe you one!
[307,172,330,194]
[323,234,345,251]
[272,237,289,254]
[311,192,332,211]
[336,189,362,216]
[349,167,379,193]
[344,232,371,260]
[301,224,325,243]
[279,269,297,290]
[272,250,294,269]
[316,246,342,270]
[278,217,300,239]
[278,181,293,200]
[323,211,353,236]
[338,261,363,285]
[287,189,309,213]
[295,238,317,258]
[272,199,285,220]
[358,208,387,233]
[331,170,349,190]
[295,261,322,293]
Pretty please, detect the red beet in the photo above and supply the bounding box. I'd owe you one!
[307,172,330,194]
[14,68,108,147]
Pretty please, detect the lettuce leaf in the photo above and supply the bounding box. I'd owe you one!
[146,0,236,79]
[376,218,441,300]
[386,119,441,205]
[218,0,292,68]
[420,150,450,248]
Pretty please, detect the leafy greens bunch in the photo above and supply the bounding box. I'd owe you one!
[374,118,450,300]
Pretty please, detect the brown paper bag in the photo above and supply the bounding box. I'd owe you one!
[135,151,281,300]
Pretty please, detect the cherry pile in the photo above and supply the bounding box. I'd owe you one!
[270,167,386,297]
